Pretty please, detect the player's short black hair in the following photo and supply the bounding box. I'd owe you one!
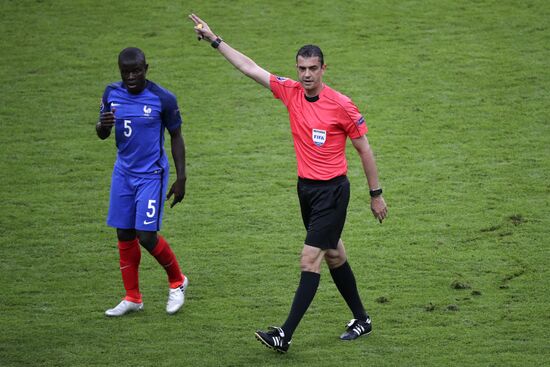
[296,45,324,66]
[118,47,146,65]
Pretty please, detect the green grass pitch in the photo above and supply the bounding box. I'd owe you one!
[0,0,549,366]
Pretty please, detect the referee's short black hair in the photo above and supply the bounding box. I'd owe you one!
[296,45,324,66]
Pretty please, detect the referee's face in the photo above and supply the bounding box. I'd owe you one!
[296,56,326,96]
[119,59,148,94]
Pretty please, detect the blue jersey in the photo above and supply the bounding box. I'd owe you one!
[100,80,182,178]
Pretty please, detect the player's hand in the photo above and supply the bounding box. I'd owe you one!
[371,196,387,223]
[98,107,116,129]
[167,177,186,208]
[188,13,216,42]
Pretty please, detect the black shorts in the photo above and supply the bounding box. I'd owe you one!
[297,175,350,250]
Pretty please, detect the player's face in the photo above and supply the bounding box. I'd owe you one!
[296,56,326,95]
[119,59,148,94]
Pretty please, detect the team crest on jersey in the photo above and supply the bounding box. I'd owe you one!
[312,129,326,147]
[143,105,152,116]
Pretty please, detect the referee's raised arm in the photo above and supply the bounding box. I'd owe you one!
[188,13,271,89]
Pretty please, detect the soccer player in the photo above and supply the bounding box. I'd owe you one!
[189,15,388,352]
[96,47,189,317]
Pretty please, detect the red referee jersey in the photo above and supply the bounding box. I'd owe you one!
[270,74,367,180]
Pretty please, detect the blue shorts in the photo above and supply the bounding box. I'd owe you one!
[107,167,169,231]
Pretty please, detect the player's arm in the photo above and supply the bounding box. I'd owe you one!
[166,126,186,208]
[351,135,388,223]
[189,14,271,89]
[96,93,115,139]
[96,108,115,140]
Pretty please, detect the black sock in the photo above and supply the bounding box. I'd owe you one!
[330,261,368,321]
[281,271,320,339]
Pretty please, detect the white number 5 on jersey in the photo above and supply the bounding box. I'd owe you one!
[124,120,132,137]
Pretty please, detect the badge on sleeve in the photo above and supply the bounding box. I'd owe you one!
[312,129,327,147]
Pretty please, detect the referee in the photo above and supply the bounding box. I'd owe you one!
[189,14,388,353]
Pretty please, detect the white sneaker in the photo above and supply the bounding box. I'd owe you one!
[105,299,144,317]
[166,275,189,315]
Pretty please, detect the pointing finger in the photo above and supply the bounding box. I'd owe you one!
[189,13,201,25]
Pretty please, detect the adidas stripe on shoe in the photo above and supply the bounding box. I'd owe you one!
[255,326,291,353]
[340,317,372,340]
[166,275,189,315]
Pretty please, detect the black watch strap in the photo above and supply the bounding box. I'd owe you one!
[211,37,223,48]
[369,188,383,197]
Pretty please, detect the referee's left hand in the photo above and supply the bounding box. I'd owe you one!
[371,196,387,223]
[167,178,186,208]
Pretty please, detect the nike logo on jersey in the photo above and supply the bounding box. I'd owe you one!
[111,103,121,107]
[143,220,156,225]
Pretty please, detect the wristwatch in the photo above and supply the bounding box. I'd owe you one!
[369,188,383,197]
[211,37,223,49]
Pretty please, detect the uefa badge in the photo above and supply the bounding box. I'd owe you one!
[312,129,327,147]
